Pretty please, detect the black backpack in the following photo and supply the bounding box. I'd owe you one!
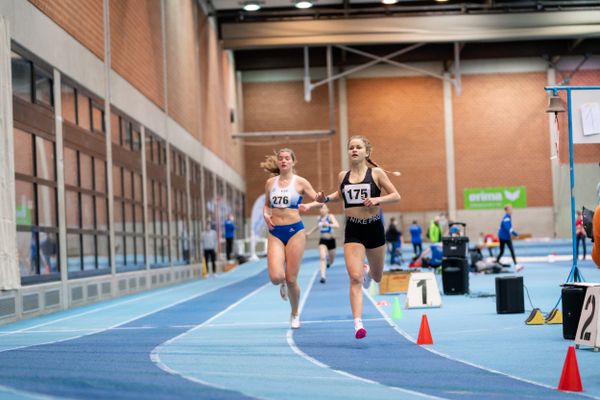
[582,206,594,240]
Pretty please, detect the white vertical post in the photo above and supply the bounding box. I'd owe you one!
[443,73,457,222]
[338,77,349,171]
[53,68,68,306]
[103,0,117,290]
[0,16,20,290]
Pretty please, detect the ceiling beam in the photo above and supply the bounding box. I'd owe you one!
[221,10,600,49]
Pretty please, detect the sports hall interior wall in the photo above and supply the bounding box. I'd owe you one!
[241,62,600,240]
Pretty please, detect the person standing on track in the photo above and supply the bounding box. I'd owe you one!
[301,135,400,339]
[262,148,325,329]
[306,204,340,284]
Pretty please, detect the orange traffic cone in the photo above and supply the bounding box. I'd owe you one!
[417,315,433,345]
[557,346,583,392]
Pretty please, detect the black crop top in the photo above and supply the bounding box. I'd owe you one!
[340,168,382,208]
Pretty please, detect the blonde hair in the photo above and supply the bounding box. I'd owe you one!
[260,148,297,175]
[348,135,401,176]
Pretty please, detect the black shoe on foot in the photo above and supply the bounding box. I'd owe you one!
[320,277,326,284]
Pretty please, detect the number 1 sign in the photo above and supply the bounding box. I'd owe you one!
[575,286,600,352]
[405,272,442,309]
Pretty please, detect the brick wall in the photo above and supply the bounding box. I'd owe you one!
[347,77,446,212]
[164,0,201,139]
[453,72,553,208]
[110,0,164,109]
[29,0,104,60]
[242,81,342,215]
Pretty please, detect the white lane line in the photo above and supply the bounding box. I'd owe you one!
[363,293,600,400]
[0,268,264,337]
[285,268,448,400]
[201,317,387,328]
[150,283,272,400]
[0,268,266,353]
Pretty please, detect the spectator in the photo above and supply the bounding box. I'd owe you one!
[409,220,422,257]
[575,210,586,261]
[438,212,448,236]
[496,205,523,271]
[224,214,236,261]
[385,217,401,265]
[201,222,218,276]
[427,216,442,243]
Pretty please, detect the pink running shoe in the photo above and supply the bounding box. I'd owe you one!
[354,319,367,339]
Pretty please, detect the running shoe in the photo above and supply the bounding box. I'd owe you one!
[290,314,301,329]
[515,264,525,272]
[280,283,288,301]
[354,319,367,339]
[320,277,326,284]
[362,264,372,289]
[326,263,330,269]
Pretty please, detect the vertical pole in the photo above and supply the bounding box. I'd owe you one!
[303,47,311,102]
[566,88,581,282]
[326,45,336,134]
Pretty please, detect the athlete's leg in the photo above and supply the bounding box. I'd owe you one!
[506,239,517,264]
[365,245,386,283]
[345,243,366,320]
[319,244,328,281]
[496,240,506,263]
[267,235,286,285]
[285,231,307,318]
[328,248,336,266]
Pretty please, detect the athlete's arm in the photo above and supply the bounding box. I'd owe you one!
[363,168,401,207]
[263,179,274,230]
[328,214,340,228]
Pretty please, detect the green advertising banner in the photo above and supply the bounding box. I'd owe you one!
[464,186,527,210]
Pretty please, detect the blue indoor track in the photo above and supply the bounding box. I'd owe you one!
[0,240,599,400]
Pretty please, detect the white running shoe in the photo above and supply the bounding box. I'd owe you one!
[354,318,367,339]
[362,264,372,289]
[280,283,288,301]
[290,314,301,329]
[515,264,525,272]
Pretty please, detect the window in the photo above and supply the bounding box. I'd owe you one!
[189,160,203,263]
[14,129,59,283]
[63,146,110,276]
[61,80,109,278]
[11,50,54,109]
[203,168,215,231]
[112,111,145,271]
[146,131,169,268]
[61,81,104,135]
[12,50,59,284]
[171,148,189,266]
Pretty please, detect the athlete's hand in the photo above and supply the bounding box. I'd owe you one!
[263,214,274,230]
[315,191,326,203]
[363,197,380,207]
[298,203,310,213]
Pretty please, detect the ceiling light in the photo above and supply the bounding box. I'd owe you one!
[435,0,449,2]
[382,0,398,4]
[242,1,261,11]
[293,0,314,9]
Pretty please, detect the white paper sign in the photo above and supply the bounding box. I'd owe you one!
[580,103,600,137]
[405,272,442,309]
[575,286,600,351]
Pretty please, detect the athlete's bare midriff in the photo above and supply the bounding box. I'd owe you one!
[271,208,302,226]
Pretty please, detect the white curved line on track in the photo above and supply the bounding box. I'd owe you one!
[150,283,272,400]
[285,267,448,400]
[364,291,600,400]
[0,267,266,354]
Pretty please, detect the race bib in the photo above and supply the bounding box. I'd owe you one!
[343,184,371,205]
[271,194,290,208]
